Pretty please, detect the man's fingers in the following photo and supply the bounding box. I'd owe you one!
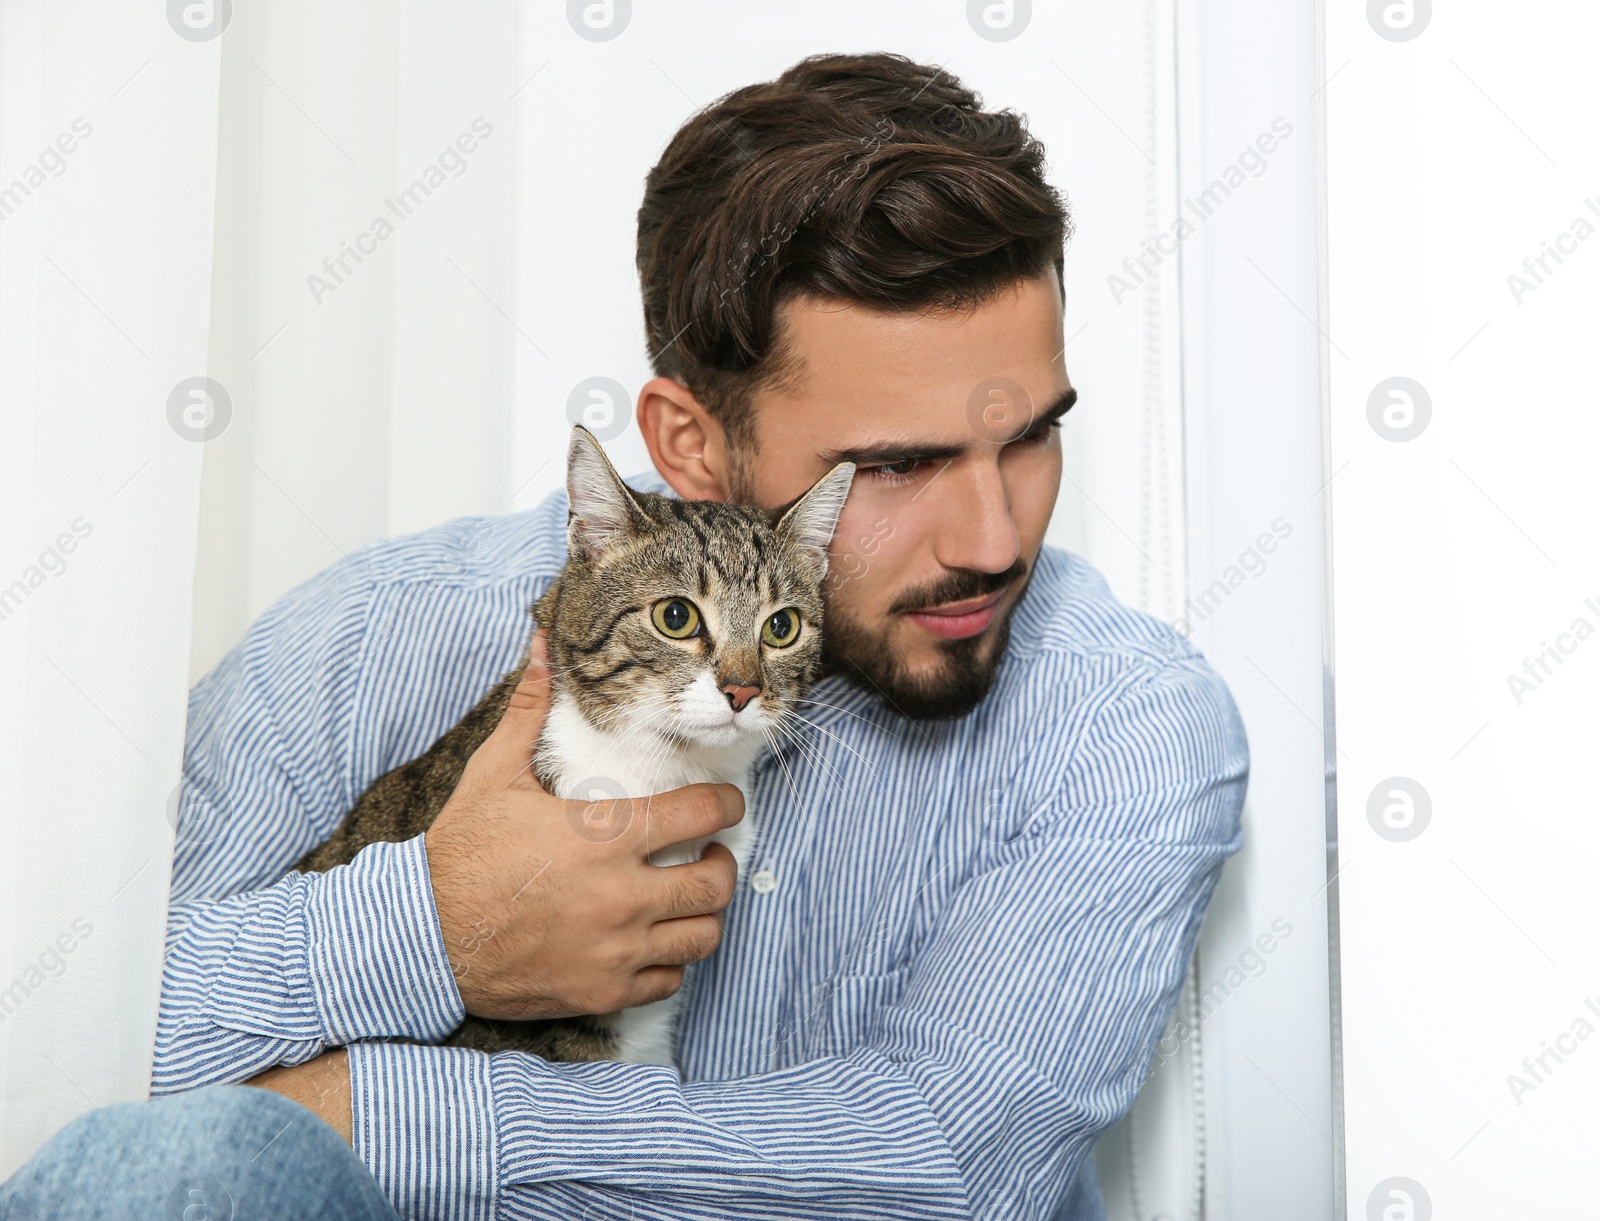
[642,914,725,967]
[636,783,745,855]
[647,842,739,920]
[476,632,552,787]
[626,965,687,1008]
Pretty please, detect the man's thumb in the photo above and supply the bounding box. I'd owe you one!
[478,632,552,787]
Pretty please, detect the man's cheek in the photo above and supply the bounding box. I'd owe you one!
[828,546,887,615]
[828,502,896,584]
[831,483,898,543]
[1008,449,1061,555]
[824,537,900,641]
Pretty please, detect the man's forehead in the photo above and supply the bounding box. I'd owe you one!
[757,277,1069,447]
[774,273,1063,367]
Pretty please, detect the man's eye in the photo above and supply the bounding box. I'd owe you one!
[878,458,919,475]
[1015,420,1061,446]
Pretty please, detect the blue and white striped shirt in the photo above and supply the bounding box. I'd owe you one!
[153,475,1247,1221]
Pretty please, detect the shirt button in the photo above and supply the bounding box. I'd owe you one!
[750,868,778,895]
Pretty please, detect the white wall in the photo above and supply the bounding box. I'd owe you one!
[1169,1,1336,1216]
[1325,1,1600,1214]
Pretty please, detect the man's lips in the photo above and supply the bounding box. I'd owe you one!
[902,588,1007,640]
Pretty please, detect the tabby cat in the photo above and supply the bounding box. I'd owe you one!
[297,425,854,1065]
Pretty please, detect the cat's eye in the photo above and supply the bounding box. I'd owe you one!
[761,607,802,648]
[651,598,702,640]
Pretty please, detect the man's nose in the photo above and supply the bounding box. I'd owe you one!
[935,461,1021,574]
[720,682,761,712]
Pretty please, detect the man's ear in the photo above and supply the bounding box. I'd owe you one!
[775,462,856,570]
[636,376,733,502]
[566,426,649,561]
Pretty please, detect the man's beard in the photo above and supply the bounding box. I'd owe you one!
[820,559,1032,721]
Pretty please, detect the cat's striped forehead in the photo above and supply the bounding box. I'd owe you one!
[551,487,829,651]
[627,496,804,601]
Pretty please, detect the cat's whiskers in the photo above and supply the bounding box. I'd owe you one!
[759,724,809,808]
[766,709,867,806]
[494,688,675,794]
[627,710,727,858]
[582,691,742,802]
[765,712,854,798]
[772,705,880,780]
[639,734,691,856]
[577,695,679,781]
[776,707,871,794]
[615,706,683,784]
[790,695,893,731]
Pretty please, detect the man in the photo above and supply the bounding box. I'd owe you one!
[4,52,1245,1219]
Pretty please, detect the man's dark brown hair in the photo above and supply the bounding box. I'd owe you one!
[635,51,1071,460]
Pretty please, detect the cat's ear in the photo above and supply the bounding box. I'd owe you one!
[566,426,648,561]
[775,461,856,570]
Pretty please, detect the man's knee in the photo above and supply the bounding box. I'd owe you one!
[1,1085,396,1220]
[59,1083,300,1153]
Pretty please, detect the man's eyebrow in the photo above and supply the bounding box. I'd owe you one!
[819,385,1078,467]
[1031,385,1079,429]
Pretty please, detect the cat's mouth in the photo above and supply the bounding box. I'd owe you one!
[664,701,766,748]
[682,708,760,738]
[655,671,770,747]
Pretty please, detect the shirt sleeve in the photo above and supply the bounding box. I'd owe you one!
[150,553,466,1094]
[347,651,1249,1221]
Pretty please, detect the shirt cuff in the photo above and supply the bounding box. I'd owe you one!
[349,1039,499,1221]
[304,835,465,1044]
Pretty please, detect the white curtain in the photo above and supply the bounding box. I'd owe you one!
[190,0,520,681]
[0,0,521,1172]
[0,0,219,1172]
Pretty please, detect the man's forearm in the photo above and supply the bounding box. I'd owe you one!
[153,837,462,1094]
[349,1039,984,1221]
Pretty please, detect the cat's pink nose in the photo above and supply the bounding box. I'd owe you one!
[721,683,760,713]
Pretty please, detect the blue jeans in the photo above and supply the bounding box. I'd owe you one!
[0,1086,398,1220]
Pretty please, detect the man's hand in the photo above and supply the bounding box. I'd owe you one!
[247,1049,352,1143]
[424,631,745,1020]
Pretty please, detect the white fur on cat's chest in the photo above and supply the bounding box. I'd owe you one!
[538,691,762,1067]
